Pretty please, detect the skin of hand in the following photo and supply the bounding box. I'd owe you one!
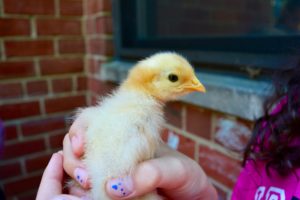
[36,151,88,200]
[63,119,218,200]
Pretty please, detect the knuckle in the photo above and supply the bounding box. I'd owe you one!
[171,158,189,180]
[139,162,162,187]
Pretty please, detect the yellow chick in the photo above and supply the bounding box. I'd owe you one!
[75,52,205,200]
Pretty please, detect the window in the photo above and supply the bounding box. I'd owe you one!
[113,0,300,71]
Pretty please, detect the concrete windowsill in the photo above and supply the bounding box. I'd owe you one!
[100,60,272,121]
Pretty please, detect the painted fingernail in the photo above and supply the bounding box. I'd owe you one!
[74,168,88,187]
[107,177,133,198]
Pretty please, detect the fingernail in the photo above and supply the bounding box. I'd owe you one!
[107,177,133,198]
[74,168,88,187]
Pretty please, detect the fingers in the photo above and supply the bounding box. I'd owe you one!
[106,147,217,200]
[106,156,190,199]
[69,185,89,197]
[51,194,82,200]
[68,118,86,157]
[63,134,90,189]
[36,152,64,200]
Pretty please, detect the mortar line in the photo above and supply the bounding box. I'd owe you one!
[54,0,60,17]
[165,123,242,160]
[0,0,4,17]
[30,16,37,38]
[0,39,6,60]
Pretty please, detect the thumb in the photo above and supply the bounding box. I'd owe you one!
[106,157,188,199]
[36,152,64,200]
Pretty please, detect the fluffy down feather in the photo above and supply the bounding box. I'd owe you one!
[74,52,205,200]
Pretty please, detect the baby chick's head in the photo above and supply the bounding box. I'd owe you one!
[123,52,206,101]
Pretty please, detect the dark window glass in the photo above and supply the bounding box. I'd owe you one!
[114,0,300,70]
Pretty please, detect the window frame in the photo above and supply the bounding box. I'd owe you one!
[112,0,300,70]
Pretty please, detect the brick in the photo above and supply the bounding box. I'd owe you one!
[0,101,40,120]
[162,129,195,158]
[3,138,46,159]
[4,0,55,15]
[59,39,85,54]
[86,18,96,34]
[3,173,42,196]
[86,16,113,34]
[177,134,195,159]
[49,131,65,149]
[164,101,183,128]
[44,95,86,114]
[52,78,73,93]
[18,191,37,200]
[0,18,30,36]
[26,80,48,96]
[40,58,84,75]
[87,38,114,56]
[198,145,241,188]
[0,161,22,180]
[0,61,35,79]
[4,125,18,141]
[60,0,83,16]
[88,78,116,95]
[21,116,66,136]
[25,153,52,173]
[87,58,101,74]
[186,105,212,139]
[91,94,99,105]
[5,40,53,57]
[0,82,23,99]
[161,129,169,142]
[87,0,112,15]
[76,76,87,91]
[96,16,113,34]
[214,117,252,152]
[37,19,81,36]
[214,184,229,200]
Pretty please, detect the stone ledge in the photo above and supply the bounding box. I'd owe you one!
[100,60,272,121]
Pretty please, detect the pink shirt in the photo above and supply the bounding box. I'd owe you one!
[232,97,300,200]
[231,160,300,200]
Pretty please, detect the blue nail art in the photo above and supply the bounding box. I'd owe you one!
[112,185,118,190]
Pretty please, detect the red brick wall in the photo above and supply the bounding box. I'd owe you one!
[163,102,254,199]
[0,0,254,199]
[0,0,87,199]
[84,0,116,103]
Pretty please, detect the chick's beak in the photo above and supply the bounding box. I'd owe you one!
[184,76,206,93]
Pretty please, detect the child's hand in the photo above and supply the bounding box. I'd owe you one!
[63,116,90,189]
[36,151,87,200]
[63,118,218,200]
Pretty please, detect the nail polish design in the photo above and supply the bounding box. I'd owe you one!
[74,168,88,187]
[108,177,133,197]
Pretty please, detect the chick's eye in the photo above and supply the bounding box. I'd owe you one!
[168,74,178,82]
